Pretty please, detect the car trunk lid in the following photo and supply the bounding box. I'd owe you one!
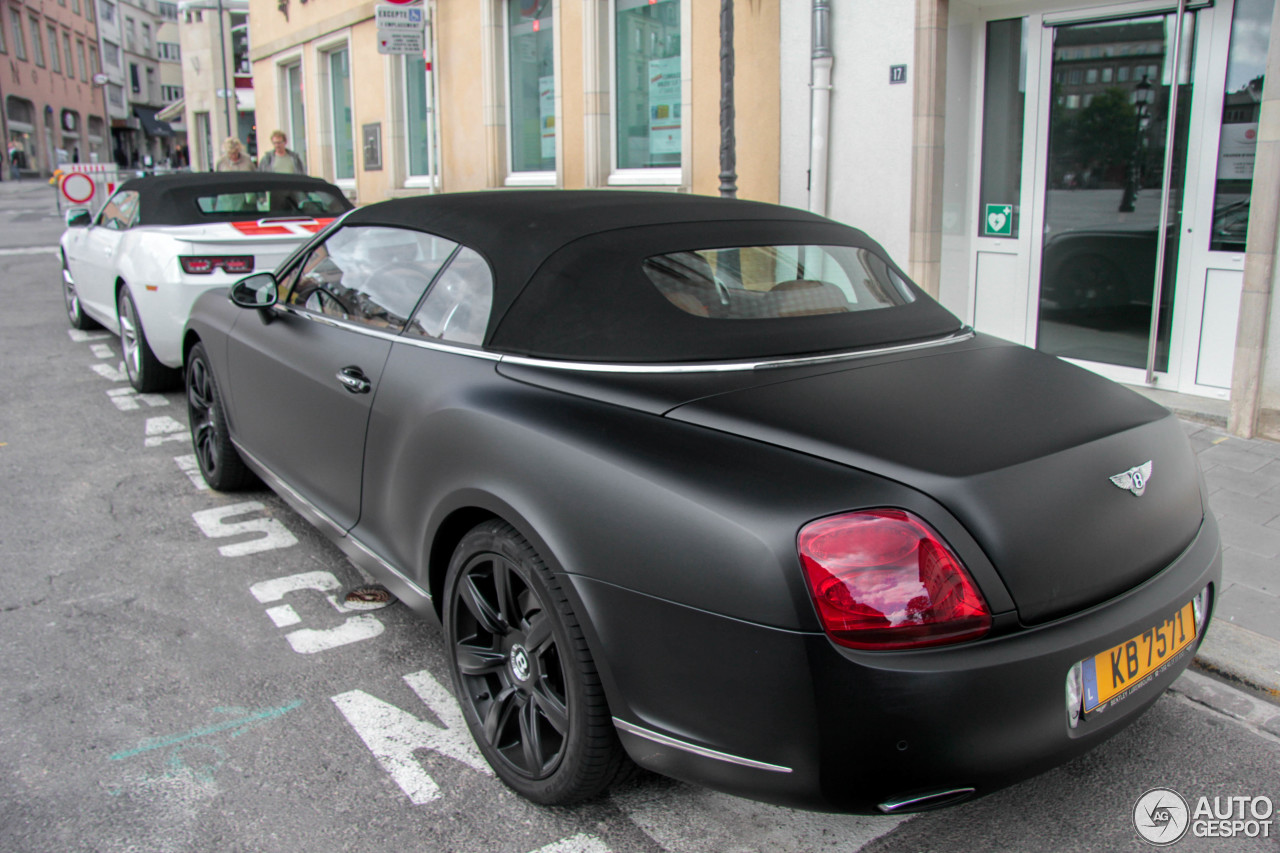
[667,340,1204,624]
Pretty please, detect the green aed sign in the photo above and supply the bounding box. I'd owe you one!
[984,203,1014,237]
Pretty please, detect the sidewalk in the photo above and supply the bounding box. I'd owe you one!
[1182,420,1280,708]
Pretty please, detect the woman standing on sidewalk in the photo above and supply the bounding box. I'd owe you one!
[215,137,255,172]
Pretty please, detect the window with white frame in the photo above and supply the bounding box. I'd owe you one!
[8,10,21,59]
[101,0,115,23]
[506,0,555,178]
[47,25,60,73]
[282,60,308,168]
[28,15,43,66]
[161,84,181,102]
[403,54,432,181]
[0,11,7,54]
[62,32,73,75]
[158,41,179,61]
[77,39,87,80]
[104,40,119,67]
[158,1,177,20]
[614,0,681,173]
[325,46,355,180]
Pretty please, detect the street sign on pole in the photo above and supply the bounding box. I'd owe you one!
[377,30,425,54]
[375,5,425,30]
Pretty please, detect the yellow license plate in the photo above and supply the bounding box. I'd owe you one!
[1082,600,1197,713]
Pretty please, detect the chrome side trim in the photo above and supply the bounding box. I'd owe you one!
[345,534,433,602]
[499,330,974,374]
[613,718,793,774]
[271,305,503,361]
[231,440,432,602]
[877,788,976,814]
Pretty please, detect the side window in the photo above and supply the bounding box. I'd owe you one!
[284,225,456,331]
[405,247,494,346]
[97,190,139,230]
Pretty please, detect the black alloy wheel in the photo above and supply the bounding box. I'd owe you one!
[117,287,180,392]
[444,521,631,804]
[186,342,256,491]
[62,256,99,330]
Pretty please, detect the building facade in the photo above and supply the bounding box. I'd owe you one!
[247,0,779,202]
[174,0,252,170]
[2,0,109,174]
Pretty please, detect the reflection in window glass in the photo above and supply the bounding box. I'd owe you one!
[978,18,1026,238]
[328,48,354,180]
[643,245,914,320]
[615,0,680,170]
[288,226,458,330]
[407,247,494,345]
[508,0,554,173]
[1211,0,1273,251]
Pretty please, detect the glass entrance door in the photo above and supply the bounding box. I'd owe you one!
[1036,11,1196,373]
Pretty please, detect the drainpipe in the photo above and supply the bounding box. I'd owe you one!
[808,0,832,216]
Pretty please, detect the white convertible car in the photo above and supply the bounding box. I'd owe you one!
[61,172,353,391]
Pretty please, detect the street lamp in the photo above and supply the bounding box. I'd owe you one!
[1119,74,1154,213]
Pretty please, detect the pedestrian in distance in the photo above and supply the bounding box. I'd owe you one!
[258,130,306,175]
[216,137,255,172]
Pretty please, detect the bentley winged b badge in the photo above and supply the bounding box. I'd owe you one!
[1110,461,1153,497]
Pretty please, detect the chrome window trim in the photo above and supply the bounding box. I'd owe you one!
[498,329,974,374]
[612,718,793,774]
[271,305,971,373]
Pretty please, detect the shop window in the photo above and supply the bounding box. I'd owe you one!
[506,0,555,179]
[977,18,1026,239]
[614,0,681,174]
[1210,0,1274,252]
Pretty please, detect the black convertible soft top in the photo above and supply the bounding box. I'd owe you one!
[345,190,963,362]
[115,172,352,226]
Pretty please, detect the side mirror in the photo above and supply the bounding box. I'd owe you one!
[229,273,279,317]
[65,208,92,228]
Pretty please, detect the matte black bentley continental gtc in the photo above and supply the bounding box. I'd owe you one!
[183,191,1219,814]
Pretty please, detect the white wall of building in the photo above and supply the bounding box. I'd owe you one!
[778,2,918,265]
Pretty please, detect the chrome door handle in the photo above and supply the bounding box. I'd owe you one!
[336,366,371,394]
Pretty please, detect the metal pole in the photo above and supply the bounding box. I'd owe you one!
[719,0,736,198]
[1144,0,1188,384]
[808,0,833,216]
[216,0,233,141]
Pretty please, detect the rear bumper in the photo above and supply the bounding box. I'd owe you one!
[573,513,1220,813]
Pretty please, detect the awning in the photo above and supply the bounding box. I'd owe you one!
[134,106,174,137]
[156,98,185,123]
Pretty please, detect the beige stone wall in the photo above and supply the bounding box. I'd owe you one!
[247,0,779,202]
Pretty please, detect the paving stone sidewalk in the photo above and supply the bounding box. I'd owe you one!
[1183,420,1280,706]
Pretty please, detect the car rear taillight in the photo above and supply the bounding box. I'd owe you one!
[180,256,254,275]
[797,509,992,650]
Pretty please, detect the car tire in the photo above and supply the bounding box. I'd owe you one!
[118,286,180,393]
[444,520,632,805]
[186,342,258,491]
[62,256,100,330]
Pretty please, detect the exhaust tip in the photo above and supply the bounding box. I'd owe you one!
[877,787,977,814]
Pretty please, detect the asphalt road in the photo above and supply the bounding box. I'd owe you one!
[1,182,1278,853]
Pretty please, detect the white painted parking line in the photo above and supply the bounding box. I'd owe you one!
[331,669,492,805]
[90,343,114,359]
[144,415,187,446]
[265,604,301,628]
[68,329,110,342]
[529,835,612,853]
[249,571,386,653]
[93,362,129,383]
[192,502,297,557]
[107,387,168,410]
[173,455,209,490]
[0,245,60,255]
